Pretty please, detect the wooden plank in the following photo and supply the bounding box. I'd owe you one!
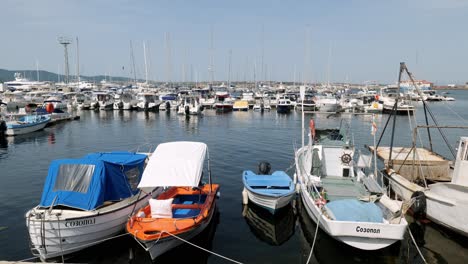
[368,146,451,182]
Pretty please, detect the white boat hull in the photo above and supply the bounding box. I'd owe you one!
[299,184,407,250]
[390,173,468,236]
[6,119,49,136]
[26,189,159,260]
[245,188,295,213]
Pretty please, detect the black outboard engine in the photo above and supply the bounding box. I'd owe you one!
[411,191,427,219]
[185,105,190,115]
[257,161,271,175]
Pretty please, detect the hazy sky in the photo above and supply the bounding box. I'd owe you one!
[1,0,467,84]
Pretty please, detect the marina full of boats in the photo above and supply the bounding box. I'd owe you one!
[0,72,456,119]
[3,66,468,263]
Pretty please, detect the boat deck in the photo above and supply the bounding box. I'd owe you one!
[321,177,368,201]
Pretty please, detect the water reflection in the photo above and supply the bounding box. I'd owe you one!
[178,114,200,134]
[0,136,7,149]
[47,132,55,145]
[5,130,49,146]
[242,203,295,246]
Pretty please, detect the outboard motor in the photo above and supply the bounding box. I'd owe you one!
[257,161,271,175]
[411,191,427,219]
[185,105,190,115]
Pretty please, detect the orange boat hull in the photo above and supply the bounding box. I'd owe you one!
[127,184,219,259]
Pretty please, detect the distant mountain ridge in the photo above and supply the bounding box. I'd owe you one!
[0,69,134,83]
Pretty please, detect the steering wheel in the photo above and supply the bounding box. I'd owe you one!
[341,153,352,164]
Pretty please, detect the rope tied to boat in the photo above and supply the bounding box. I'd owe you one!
[306,205,324,264]
[132,229,243,263]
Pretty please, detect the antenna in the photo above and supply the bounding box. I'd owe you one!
[58,36,72,84]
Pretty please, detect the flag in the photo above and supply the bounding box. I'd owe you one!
[371,114,377,135]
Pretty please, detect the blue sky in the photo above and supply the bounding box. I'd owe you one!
[1,0,467,84]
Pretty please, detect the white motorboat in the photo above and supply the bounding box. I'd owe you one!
[91,92,114,110]
[5,114,50,136]
[136,92,160,111]
[294,120,407,250]
[314,94,340,112]
[387,137,468,237]
[25,151,160,261]
[380,87,415,115]
[177,96,203,115]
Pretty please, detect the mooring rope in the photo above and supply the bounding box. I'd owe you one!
[407,225,427,264]
[132,230,243,264]
[306,203,324,264]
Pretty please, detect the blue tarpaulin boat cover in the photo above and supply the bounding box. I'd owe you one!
[39,152,147,210]
[325,199,383,223]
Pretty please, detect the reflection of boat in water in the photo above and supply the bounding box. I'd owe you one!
[297,197,400,264]
[242,202,295,246]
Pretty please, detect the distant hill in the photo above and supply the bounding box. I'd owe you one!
[0,69,135,83]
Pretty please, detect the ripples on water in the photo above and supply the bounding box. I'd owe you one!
[1,91,468,263]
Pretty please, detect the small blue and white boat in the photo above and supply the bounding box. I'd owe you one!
[5,114,50,136]
[242,162,295,214]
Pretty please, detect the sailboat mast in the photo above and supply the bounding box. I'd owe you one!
[327,41,332,88]
[130,40,137,85]
[36,59,39,82]
[228,49,232,89]
[209,26,215,85]
[76,37,80,84]
[143,41,148,84]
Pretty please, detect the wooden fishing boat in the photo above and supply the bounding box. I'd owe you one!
[295,120,408,250]
[126,141,219,260]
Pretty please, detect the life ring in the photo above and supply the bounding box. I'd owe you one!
[372,102,378,109]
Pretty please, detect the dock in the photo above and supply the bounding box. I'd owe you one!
[368,146,452,182]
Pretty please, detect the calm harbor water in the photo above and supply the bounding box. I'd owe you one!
[1,91,468,263]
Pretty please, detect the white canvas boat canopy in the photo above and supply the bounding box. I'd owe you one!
[138,141,207,188]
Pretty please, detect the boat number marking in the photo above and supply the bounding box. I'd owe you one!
[65,218,96,227]
[356,226,380,234]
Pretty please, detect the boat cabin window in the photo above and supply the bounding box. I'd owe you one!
[342,168,350,177]
[125,167,140,191]
[53,164,94,193]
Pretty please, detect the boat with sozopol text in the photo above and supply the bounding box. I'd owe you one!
[294,119,408,250]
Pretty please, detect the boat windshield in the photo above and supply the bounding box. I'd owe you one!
[53,164,95,193]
